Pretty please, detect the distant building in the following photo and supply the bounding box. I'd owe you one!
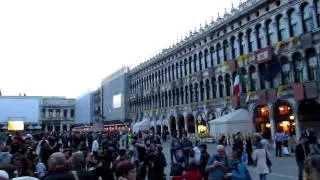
[40,97,75,132]
[75,91,93,124]
[0,96,42,130]
[101,67,131,123]
[92,88,102,122]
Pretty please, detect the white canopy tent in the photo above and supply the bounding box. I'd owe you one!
[132,118,150,133]
[209,109,254,136]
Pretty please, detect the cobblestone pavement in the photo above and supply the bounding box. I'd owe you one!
[161,139,298,180]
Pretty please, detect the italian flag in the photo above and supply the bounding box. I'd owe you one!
[233,70,244,96]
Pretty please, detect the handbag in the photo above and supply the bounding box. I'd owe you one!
[265,150,272,167]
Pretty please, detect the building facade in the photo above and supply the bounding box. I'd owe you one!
[0,96,42,130]
[92,88,102,122]
[101,67,131,123]
[129,0,320,138]
[75,91,94,124]
[41,97,75,132]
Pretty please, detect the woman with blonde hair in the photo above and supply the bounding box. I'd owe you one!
[253,142,271,180]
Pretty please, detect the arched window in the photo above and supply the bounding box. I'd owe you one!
[216,43,222,64]
[218,76,224,98]
[230,36,236,58]
[184,59,188,76]
[293,52,304,83]
[223,40,230,60]
[200,81,204,101]
[199,52,203,71]
[277,14,289,41]
[249,66,257,91]
[175,63,179,79]
[301,3,313,33]
[193,54,198,73]
[316,0,320,27]
[225,74,231,96]
[211,77,217,99]
[180,87,184,104]
[189,84,194,103]
[194,83,199,102]
[280,56,291,85]
[189,57,193,74]
[168,66,171,81]
[185,86,189,104]
[266,19,276,45]
[288,9,299,36]
[306,48,318,81]
[255,24,263,49]
[210,46,215,67]
[247,29,254,52]
[205,79,210,100]
[204,49,209,68]
[238,33,244,55]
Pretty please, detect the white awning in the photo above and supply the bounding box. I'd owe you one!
[209,108,253,136]
[156,119,162,125]
[132,118,150,133]
[150,119,155,127]
[162,118,168,125]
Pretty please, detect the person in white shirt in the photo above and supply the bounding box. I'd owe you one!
[91,137,99,153]
[193,141,201,164]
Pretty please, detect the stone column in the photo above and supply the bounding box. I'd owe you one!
[67,109,71,118]
[45,109,49,118]
[252,31,257,51]
[60,109,64,118]
[52,125,55,132]
[184,118,188,136]
[53,109,56,118]
[243,34,248,54]
[67,124,70,131]
[204,83,208,100]
[293,105,301,140]
[236,38,241,57]
[45,124,48,132]
[60,122,63,132]
[268,103,276,141]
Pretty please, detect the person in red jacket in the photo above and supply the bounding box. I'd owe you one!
[181,160,202,180]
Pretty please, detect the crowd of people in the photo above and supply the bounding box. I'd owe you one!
[0,128,319,180]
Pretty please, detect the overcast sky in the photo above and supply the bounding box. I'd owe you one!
[0,0,239,98]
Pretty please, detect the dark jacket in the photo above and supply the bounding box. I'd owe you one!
[42,168,75,180]
[295,143,308,163]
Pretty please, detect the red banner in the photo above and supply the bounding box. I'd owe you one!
[255,46,272,64]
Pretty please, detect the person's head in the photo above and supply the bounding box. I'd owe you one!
[216,145,225,156]
[156,146,163,153]
[62,149,72,159]
[115,160,136,180]
[119,148,127,157]
[48,152,68,172]
[71,151,85,170]
[304,155,320,180]
[199,144,207,152]
[229,151,239,162]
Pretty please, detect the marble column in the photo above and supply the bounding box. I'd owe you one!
[293,105,301,140]
[60,122,63,132]
[268,103,276,141]
[184,118,188,136]
[45,109,49,118]
[60,109,64,118]
[45,124,48,132]
[67,124,70,131]
[67,109,71,118]
[52,125,56,132]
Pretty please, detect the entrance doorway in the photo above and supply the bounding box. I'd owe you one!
[169,116,177,137]
[177,115,185,138]
[253,105,271,139]
[187,114,195,134]
[273,101,295,135]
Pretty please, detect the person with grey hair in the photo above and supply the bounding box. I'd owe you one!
[43,152,76,180]
[71,151,94,180]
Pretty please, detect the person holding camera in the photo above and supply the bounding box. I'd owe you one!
[206,145,229,180]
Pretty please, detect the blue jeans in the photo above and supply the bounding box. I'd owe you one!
[259,174,267,180]
[297,162,304,180]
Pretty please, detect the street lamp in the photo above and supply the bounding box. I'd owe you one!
[289,115,295,120]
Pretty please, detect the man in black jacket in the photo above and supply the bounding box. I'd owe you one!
[295,137,309,180]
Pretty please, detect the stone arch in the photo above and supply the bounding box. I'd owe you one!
[273,99,295,134]
[169,115,177,137]
[186,113,196,134]
[196,112,208,136]
[177,114,185,138]
[252,104,271,138]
